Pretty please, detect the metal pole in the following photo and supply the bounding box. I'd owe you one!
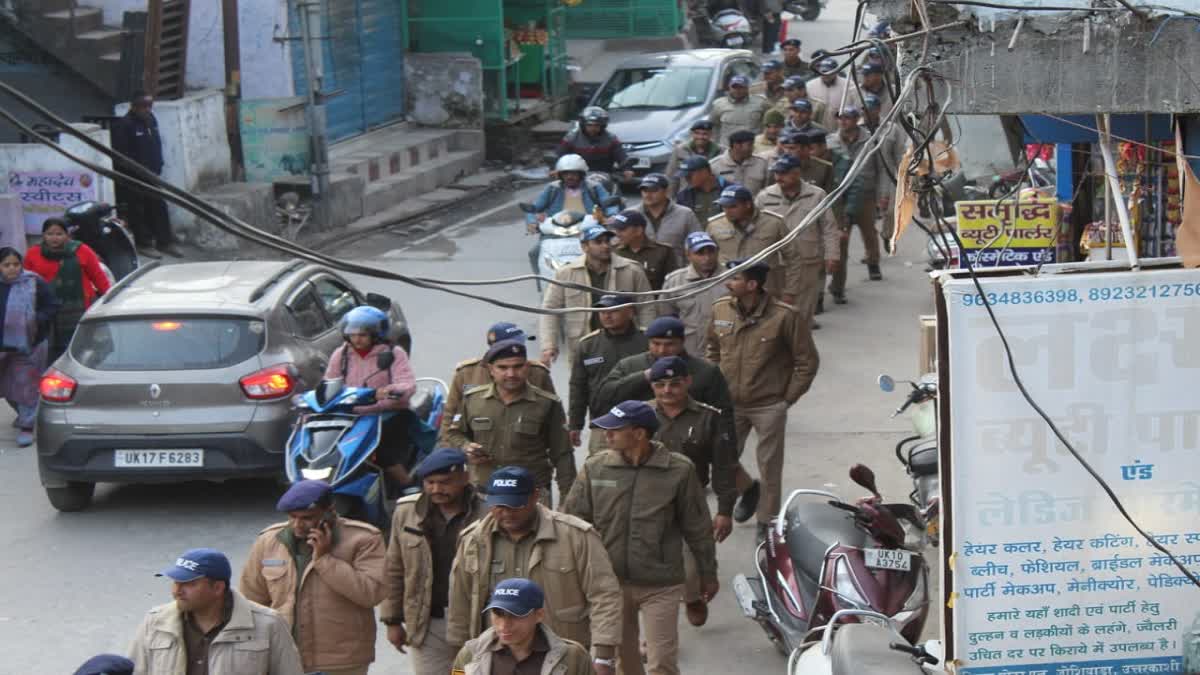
[295,0,331,202]
[222,0,245,180]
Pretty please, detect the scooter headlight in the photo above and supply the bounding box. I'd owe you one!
[301,467,334,480]
[832,558,870,610]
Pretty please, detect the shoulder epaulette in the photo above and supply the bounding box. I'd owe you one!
[528,384,561,402]
[694,400,723,415]
[257,522,288,536]
[455,357,483,370]
[464,384,491,397]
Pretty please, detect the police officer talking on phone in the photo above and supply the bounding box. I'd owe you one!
[239,480,387,675]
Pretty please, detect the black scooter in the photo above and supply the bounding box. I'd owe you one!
[62,201,139,281]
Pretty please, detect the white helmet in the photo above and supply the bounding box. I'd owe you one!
[555,154,588,174]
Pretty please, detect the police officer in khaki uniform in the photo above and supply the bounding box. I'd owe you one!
[382,449,486,675]
[827,106,882,294]
[755,110,786,158]
[796,129,835,192]
[784,98,828,136]
[444,340,575,507]
[705,261,819,543]
[609,210,678,291]
[440,322,555,445]
[564,400,719,675]
[862,92,906,252]
[755,155,840,323]
[710,130,771,197]
[747,60,786,107]
[447,467,623,674]
[771,77,827,124]
[708,75,769,148]
[570,294,649,453]
[705,184,803,305]
[647,356,736,629]
[664,120,724,196]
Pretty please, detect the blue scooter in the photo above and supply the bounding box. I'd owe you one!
[284,370,446,533]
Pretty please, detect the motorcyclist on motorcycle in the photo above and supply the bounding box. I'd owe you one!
[557,106,633,180]
[323,305,417,487]
[525,154,621,277]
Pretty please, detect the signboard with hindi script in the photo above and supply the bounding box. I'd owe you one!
[942,267,1200,675]
[7,170,98,235]
[955,198,1070,267]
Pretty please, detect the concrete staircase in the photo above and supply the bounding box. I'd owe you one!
[9,0,124,98]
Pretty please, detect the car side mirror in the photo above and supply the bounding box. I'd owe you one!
[877,374,895,392]
[365,292,392,312]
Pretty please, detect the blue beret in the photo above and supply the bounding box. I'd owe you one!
[276,479,332,512]
[415,447,468,478]
[650,356,689,381]
[485,339,527,363]
[74,654,135,675]
[646,316,686,339]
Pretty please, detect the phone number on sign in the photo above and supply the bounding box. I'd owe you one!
[961,282,1200,307]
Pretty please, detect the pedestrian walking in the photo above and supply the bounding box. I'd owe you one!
[709,76,769,147]
[447,466,622,671]
[657,233,727,357]
[24,217,110,364]
[539,225,653,368]
[705,260,819,542]
[73,654,134,675]
[239,480,386,675]
[570,294,648,453]
[129,548,303,674]
[382,448,487,675]
[609,211,678,290]
[0,247,58,447]
[755,110,786,158]
[862,93,906,253]
[674,157,729,225]
[631,173,702,266]
[110,91,182,259]
[664,121,723,196]
[710,130,771,197]
[647,356,737,627]
[594,316,760,523]
[444,340,575,506]
[779,38,809,80]
[806,58,861,130]
[563,400,719,675]
[451,578,594,675]
[784,99,828,137]
[705,184,802,305]
[440,322,555,444]
[827,106,883,299]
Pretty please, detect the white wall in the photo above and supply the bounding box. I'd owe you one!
[0,125,116,205]
[186,0,295,99]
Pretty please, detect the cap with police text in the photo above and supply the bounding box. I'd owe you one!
[789,98,812,111]
[74,654,135,675]
[646,316,686,339]
[484,578,545,617]
[609,210,647,230]
[728,75,750,88]
[816,58,838,74]
[594,294,634,309]
[415,447,468,479]
[484,339,527,363]
[158,548,232,583]
[862,93,882,110]
[679,156,711,174]
[686,231,718,252]
[485,466,536,507]
[650,355,690,382]
[487,321,525,345]
[772,154,804,173]
[728,130,756,145]
[836,106,862,119]
[691,119,714,131]
[639,173,669,190]
[580,224,616,242]
[592,400,660,432]
[717,185,754,206]
[276,479,332,512]
[783,76,807,90]
[861,62,883,75]
[761,59,782,72]
[780,130,805,145]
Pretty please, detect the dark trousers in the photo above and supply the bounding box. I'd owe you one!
[761,13,781,52]
[117,183,174,248]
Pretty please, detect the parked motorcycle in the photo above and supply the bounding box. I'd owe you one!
[62,201,139,281]
[784,0,826,21]
[732,464,930,657]
[879,373,940,547]
[284,352,446,533]
[710,8,754,48]
[788,609,943,674]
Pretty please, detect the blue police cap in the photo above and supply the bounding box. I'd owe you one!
[789,98,812,111]
[680,156,711,173]
[609,210,647,230]
[580,224,616,242]
[836,106,862,119]
[816,58,839,74]
[484,577,545,616]
[685,231,717,252]
[415,447,468,479]
[717,184,754,206]
[591,400,660,433]
[650,356,690,382]
[728,75,750,88]
[487,322,525,345]
[861,62,883,75]
[781,38,801,48]
[594,293,634,309]
[646,316,686,339]
[639,173,669,190]
[157,548,232,583]
[761,59,783,72]
[783,76,807,89]
[485,466,537,507]
[484,339,527,364]
[74,654,135,675]
[772,154,804,173]
[276,479,333,512]
[862,93,882,110]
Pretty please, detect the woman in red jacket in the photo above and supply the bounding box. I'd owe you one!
[25,217,112,363]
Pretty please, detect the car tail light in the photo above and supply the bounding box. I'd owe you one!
[240,364,297,400]
[40,369,77,402]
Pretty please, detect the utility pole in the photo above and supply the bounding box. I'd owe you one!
[222,0,244,180]
[293,0,331,211]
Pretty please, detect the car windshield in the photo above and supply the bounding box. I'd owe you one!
[594,66,713,110]
[71,317,265,371]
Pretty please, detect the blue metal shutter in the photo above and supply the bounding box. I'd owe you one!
[359,0,406,129]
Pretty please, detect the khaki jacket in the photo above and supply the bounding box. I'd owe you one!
[447,505,623,653]
[705,295,819,408]
[452,624,593,675]
[705,207,802,301]
[129,590,303,675]
[664,139,725,195]
[710,151,771,197]
[807,76,860,129]
[539,256,654,355]
[563,442,718,587]
[441,357,555,444]
[709,94,770,147]
[381,490,486,646]
[657,265,729,357]
[755,183,840,263]
[239,518,386,671]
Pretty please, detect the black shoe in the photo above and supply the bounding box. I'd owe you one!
[757,523,770,545]
[815,296,825,315]
[734,479,760,523]
[868,264,883,281]
[832,292,847,305]
[882,235,894,255]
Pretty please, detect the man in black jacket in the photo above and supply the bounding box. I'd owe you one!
[111,92,182,258]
